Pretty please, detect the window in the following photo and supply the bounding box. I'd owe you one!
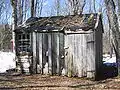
[17,33,31,52]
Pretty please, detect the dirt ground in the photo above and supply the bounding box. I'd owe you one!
[0,73,120,90]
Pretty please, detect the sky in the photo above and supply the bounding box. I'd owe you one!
[0,0,105,24]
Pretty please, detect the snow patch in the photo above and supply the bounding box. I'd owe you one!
[0,51,16,73]
[103,57,116,63]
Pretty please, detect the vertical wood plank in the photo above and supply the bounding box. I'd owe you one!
[32,32,37,74]
[81,34,87,77]
[56,33,60,74]
[67,34,73,77]
[72,34,87,77]
[48,33,52,75]
[38,33,43,74]
[64,34,68,75]
[73,34,77,76]
[51,32,60,75]
[76,34,82,77]
[51,33,56,74]
[36,33,39,73]
[86,32,95,78]
[59,33,64,74]
[42,33,48,74]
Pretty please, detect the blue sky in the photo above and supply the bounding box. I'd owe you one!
[0,0,12,24]
[0,0,105,24]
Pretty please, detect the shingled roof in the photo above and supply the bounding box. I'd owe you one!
[15,13,103,33]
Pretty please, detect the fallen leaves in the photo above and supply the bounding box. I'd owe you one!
[0,74,120,89]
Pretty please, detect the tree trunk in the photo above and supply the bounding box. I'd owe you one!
[68,0,86,15]
[55,0,60,16]
[31,0,35,17]
[105,0,120,75]
[17,0,23,24]
[11,0,17,53]
[118,0,120,31]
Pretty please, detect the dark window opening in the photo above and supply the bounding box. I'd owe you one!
[17,33,31,53]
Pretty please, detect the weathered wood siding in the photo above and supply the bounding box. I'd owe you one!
[64,34,87,77]
[86,32,95,78]
[32,32,37,73]
[37,33,42,74]
[59,33,64,74]
[51,33,60,74]
[51,33,64,75]
[31,30,102,78]
[33,32,64,75]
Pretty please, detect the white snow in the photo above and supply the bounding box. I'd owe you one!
[103,54,116,63]
[0,51,16,73]
[0,52,117,73]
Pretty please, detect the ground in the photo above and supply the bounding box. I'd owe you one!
[0,73,120,90]
[0,52,119,89]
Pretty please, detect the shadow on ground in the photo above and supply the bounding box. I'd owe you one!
[96,64,118,80]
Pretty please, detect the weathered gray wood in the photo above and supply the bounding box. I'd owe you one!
[30,30,102,78]
[51,33,57,74]
[73,34,77,76]
[82,34,87,77]
[56,33,60,74]
[64,30,93,34]
[59,33,64,74]
[32,32,37,74]
[76,34,82,77]
[80,34,87,77]
[42,33,48,74]
[48,33,52,74]
[64,34,87,77]
[51,33,60,75]
[36,33,39,73]
[64,34,68,75]
[86,32,95,78]
[38,33,43,74]
[74,34,87,77]
[67,35,73,77]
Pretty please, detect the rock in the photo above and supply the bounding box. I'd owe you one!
[61,68,66,76]
[43,62,48,75]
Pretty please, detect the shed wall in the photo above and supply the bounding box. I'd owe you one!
[86,32,95,78]
[32,32,64,75]
[32,32,37,74]
[64,32,97,78]
[20,29,102,79]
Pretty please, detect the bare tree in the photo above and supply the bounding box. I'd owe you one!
[22,0,31,21]
[0,25,12,51]
[93,0,96,13]
[88,0,96,13]
[11,0,17,53]
[17,0,24,24]
[117,0,120,31]
[35,0,44,17]
[38,0,44,16]
[0,1,13,51]
[68,0,86,15]
[89,0,92,13]
[31,0,35,17]
[55,0,60,16]
[105,0,120,75]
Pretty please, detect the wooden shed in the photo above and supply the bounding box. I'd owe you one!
[14,13,103,79]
